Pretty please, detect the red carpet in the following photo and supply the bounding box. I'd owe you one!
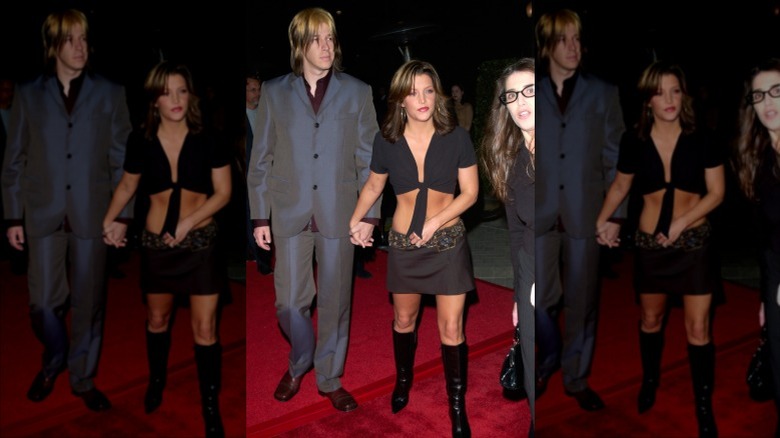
[246,249,529,437]
[536,250,775,437]
[0,251,246,437]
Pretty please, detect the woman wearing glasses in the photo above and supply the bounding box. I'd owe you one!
[481,58,535,437]
[349,60,478,438]
[734,57,780,437]
[595,61,725,437]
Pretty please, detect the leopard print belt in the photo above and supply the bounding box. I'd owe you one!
[635,221,710,251]
[141,221,217,251]
[388,220,465,252]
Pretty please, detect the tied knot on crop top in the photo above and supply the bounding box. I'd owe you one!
[369,128,477,237]
[123,131,230,236]
[616,129,723,236]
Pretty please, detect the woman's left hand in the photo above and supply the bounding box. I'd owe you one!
[656,218,687,247]
[163,218,195,247]
[409,219,441,247]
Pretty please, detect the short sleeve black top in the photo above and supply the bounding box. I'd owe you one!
[370,127,476,236]
[123,130,229,236]
[124,130,229,196]
[617,129,723,196]
[617,129,723,235]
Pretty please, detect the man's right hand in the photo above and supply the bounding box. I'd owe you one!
[254,226,272,250]
[7,226,24,251]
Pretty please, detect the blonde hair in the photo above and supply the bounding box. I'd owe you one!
[288,8,342,76]
[42,9,89,71]
[535,9,581,63]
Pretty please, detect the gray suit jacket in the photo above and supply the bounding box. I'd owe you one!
[247,71,380,239]
[2,73,132,238]
[536,73,626,239]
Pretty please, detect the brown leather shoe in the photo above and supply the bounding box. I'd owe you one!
[273,372,302,402]
[318,387,358,412]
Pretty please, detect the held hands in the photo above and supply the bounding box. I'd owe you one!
[6,226,25,251]
[349,221,375,248]
[254,226,272,251]
[596,221,621,248]
[102,221,128,248]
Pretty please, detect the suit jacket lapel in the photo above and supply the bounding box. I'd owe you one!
[44,76,68,119]
[72,73,95,115]
[565,73,588,117]
[318,72,341,115]
[290,74,316,120]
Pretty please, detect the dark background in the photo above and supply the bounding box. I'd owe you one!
[245,0,529,108]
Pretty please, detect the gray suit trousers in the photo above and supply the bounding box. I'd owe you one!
[273,230,355,393]
[537,228,600,392]
[27,229,107,393]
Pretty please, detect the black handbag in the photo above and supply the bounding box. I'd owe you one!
[499,324,526,398]
[746,325,774,402]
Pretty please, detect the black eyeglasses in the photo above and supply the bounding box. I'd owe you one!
[500,84,535,105]
[747,83,780,105]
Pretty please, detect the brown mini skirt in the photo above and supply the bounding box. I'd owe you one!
[386,220,475,295]
[633,222,720,296]
[140,222,224,295]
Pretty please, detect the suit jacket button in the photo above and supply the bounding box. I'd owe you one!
[559,185,564,190]
[67,153,72,159]
[313,153,319,159]
[561,122,566,128]
[314,122,320,128]
[560,153,565,159]
[313,185,318,190]
[66,184,71,190]
[68,122,73,128]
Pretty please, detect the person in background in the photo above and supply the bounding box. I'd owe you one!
[247,7,380,413]
[2,9,132,412]
[596,61,724,437]
[451,83,473,132]
[734,57,780,438]
[245,71,273,275]
[350,60,478,438]
[481,57,535,437]
[535,8,626,411]
[103,61,231,437]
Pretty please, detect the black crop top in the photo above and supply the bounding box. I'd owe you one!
[124,130,229,236]
[617,129,723,235]
[370,127,476,237]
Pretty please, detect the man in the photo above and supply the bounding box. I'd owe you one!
[245,71,273,275]
[535,8,626,411]
[2,9,132,411]
[247,7,379,412]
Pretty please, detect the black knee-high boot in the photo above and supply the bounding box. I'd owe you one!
[145,327,171,414]
[638,328,664,414]
[442,343,471,438]
[688,343,717,438]
[391,323,417,413]
[195,343,224,438]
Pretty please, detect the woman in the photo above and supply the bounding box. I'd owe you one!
[735,57,780,437]
[451,83,474,132]
[595,61,724,437]
[480,58,535,437]
[103,61,231,438]
[349,60,478,438]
